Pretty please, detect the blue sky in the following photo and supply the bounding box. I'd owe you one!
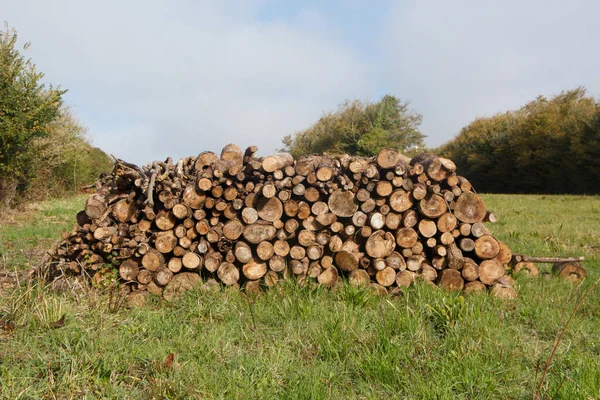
[2,0,599,165]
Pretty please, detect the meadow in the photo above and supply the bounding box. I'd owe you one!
[0,194,599,399]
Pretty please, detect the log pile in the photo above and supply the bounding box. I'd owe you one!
[39,145,517,299]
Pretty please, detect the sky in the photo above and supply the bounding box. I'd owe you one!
[2,0,599,165]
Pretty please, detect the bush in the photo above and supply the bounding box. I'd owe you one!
[439,88,600,194]
[0,26,112,206]
[282,95,425,158]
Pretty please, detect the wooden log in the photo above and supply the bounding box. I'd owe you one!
[513,261,539,277]
[217,262,240,285]
[257,197,283,222]
[269,255,287,272]
[495,241,512,265]
[420,264,438,282]
[182,252,202,270]
[454,192,486,223]
[155,268,174,286]
[479,259,505,285]
[257,241,275,261]
[328,190,358,217]
[437,269,464,291]
[376,148,410,169]
[113,199,137,223]
[470,222,488,238]
[437,213,457,233]
[349,269,371,287]
[365,230,395,258]
[396,270,416,287]
[119,259,139,281]
[168,257,183,273]
[317,266,339,287]
[243,222,277,244]
[418,220,437,238]
[419,194,447,218]
[461,259,479,281]
[552,262,586,283]
[85,194,107,219]
[243,259,268,280]
[262,153,293,173]
[204,251,223,272]
[142,249,165,271]
[389,190,413,212]
[410,153,456,182]
[220,143,244,167]
[334,250,359,272]
[376,267,396,287]
[474,235,500,259]
[463,280,486,294]
[491,284,517,299]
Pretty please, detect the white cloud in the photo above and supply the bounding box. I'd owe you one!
[2,0,371,165]
[382,0,600,146]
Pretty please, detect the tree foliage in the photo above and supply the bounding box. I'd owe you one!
[25,108,113,200]
[282,95,425,158]
[0,26,112,205]
[439,87,600,194]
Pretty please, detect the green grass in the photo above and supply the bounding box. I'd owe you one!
[1,194,599,399]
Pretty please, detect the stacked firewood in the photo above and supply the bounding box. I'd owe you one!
[39,144,517,299]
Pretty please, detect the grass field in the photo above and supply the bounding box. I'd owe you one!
[1,194,599,399]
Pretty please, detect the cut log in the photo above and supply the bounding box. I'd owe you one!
[552,262,586,283]
[418,220,437,238]
[155,231,177,254]
[479,259,505,285]
[376,267,396,287]
[334,250,359,272]
[243,223,277,244]
[262,153,293,173]
[349,269,371,287]
[257,197,283,222]
[491,284,517,299]
[234,242,253,264]
[217,262,240,285]
[328,190,358,217]
[195,151,219,171]
[396,270,416,287]
[142,249,165,271]
[223,219,244,240]
[376,148,410,169]
[513,261,539,277]
[243,259,268,280]
[463,281,486,294]
[182,252,202,270]
[365,231,395,258]
[119,259,139,281]
[437,213,457,233]
[419,194,447,218]
[454,192,486,223]
[389,190,413,212]
[437,269,464,291]
[461,259,479,281]
[220,143,243,167]
[474,235,500,259]
[113,199,137,223]
[155,268,174,286]
[85,194,107,219]
[318,266,339,287]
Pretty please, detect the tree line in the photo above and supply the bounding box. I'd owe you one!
[438,87,600,194]
[0,27,112,207]
[283,89,600,194]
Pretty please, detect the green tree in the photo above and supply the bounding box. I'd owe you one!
[440,87,600,194]
[0,26,65,205]
[25,107,113,200]
[282,95,425,158]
